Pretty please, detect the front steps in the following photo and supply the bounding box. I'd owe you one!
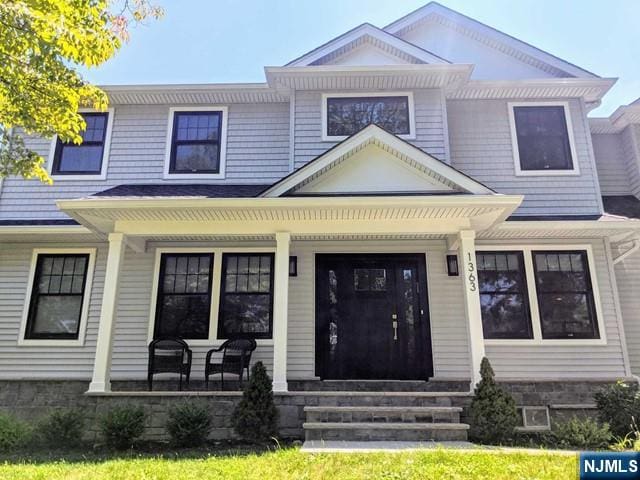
[303,404,470,442]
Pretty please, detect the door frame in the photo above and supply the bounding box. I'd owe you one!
[314,253,433,380]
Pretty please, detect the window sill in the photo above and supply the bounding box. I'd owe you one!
[321,133,415,143]
[484,338,606,347]
[514,169,580,177]
[162,173,225,180]
[18,339,84,347]
[51,174,107,181]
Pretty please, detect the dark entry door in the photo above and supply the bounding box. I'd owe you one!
[315,254,432,380]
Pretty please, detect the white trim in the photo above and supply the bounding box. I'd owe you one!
[288,90,296,172]
[479,244,607,346]
[163,106,228,180]
[507,101,580,177]
[18,248,97,347]
[147,246,276,347]
[321,92,416,142]
[47,108,114,181]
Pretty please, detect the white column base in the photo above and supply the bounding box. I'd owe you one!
[87,381,111,394]
[272,380,288,393]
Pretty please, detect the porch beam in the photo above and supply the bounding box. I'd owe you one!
[458,230,485,388]
[272,232,291,392]
[88,232,126,393]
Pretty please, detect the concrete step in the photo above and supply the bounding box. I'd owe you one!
[304,406,462,424]
[303,391,471,407]
[303,422,470,442]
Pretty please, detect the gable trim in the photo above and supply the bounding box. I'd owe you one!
[260,124,495,197]
[286,22,448,67]
[385,2,598,79]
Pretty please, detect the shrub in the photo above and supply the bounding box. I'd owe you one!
[166,401,212,447]
[469,357,518,445]
[37,409,84,447]
[99,405,146,450]
[551,417,611,450]
[0,413,32,451]
[232,361,278,442]
[595,381,640,438]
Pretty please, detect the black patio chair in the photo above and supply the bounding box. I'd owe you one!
[205,338,257,390]
[147,337,192,391]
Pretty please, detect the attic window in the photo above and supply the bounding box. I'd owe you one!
[509,103,578,176]
[323,93,414,140]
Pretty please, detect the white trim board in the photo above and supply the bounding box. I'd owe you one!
[507,101,580,177]
[477,243,607,346]
[146,246,276,347]
[47,108,114,181]
[163,106,228,180]
[18,248,97,347]
[321,92,416,142]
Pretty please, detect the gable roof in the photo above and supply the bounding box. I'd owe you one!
[286,22,448,67]
[92,184,269,199]
[384,2,598,79]
[260,124,495,197]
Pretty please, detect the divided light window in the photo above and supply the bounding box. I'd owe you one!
[154,253,214,339]
[52,112,108,175]
[477,251,533,339]
[512,105,574,171]
[532,251,599,339]
[169,111,222,174]
[25,254,90,340]
[218,253,274,339]
[326,96,410,137]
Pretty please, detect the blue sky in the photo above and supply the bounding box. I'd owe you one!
[83,0,640,116]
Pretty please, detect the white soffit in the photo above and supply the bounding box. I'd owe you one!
[384,2,599,79]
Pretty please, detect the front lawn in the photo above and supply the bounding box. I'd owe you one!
[0,447,577,480]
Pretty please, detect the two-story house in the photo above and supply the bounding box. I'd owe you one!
[1,2,639,442]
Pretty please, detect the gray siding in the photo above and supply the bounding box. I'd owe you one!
[447,99,603,216]
[621,125,640,198]
[0,103,290,220]
[615,246,640,375]
[293,89,448,170]
[592,133,632,196]
[0,242,106,379]
[482,238,627,379]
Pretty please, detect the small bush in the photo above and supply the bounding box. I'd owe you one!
[551,417,611,450]
[469,357,518,445]
[37,409,84,447]
[0,413,32,451]
[595,381,640,438]
[99,405,146,450]
[166,402,212,447]
[232,361,278,442]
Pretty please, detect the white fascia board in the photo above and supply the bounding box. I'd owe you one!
[286,23,448,66]
[0,225,92,235]
[384,3,599,79]
[101,82,271,92]
[493,220,640,233]
[260,124,494,197]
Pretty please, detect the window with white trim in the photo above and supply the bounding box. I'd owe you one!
[509,103,577,175]
[52,112,109,175]
[25,254,90,340]
[532,251,599,340]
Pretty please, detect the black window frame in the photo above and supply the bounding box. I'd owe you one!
[153,252,215,340]
[531,250,600,340]
[52,112,109,175]
[512,105,575,172]
[25,253,90,340]
[325,95,411,138]
[218,253,275,340]
[476,250,534,340]
[169,110,223,174]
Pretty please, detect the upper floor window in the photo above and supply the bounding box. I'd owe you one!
[165,107,228,179]
[509,103,578,176]
[323,93,414,141]
[52,112,111,178]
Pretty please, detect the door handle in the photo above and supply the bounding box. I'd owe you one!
[391,314,397,320]
[392,320,398,340]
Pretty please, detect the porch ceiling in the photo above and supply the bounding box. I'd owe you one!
[56,195,522,239]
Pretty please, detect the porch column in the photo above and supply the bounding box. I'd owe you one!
[272,231,291,392]
[88,233,126,393]
[458,230,485,388]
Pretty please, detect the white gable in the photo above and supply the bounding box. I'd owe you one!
[326,44,416,66]
[296,143,455,194]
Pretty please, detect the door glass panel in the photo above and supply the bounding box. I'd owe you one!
[328,269,339,369]
[400,268,417,365]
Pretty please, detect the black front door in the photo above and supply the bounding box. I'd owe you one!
[315,254,432,380]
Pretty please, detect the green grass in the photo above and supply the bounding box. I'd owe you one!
[0,447,577,480]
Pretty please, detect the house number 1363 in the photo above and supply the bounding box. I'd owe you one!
[467,252,477,292]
